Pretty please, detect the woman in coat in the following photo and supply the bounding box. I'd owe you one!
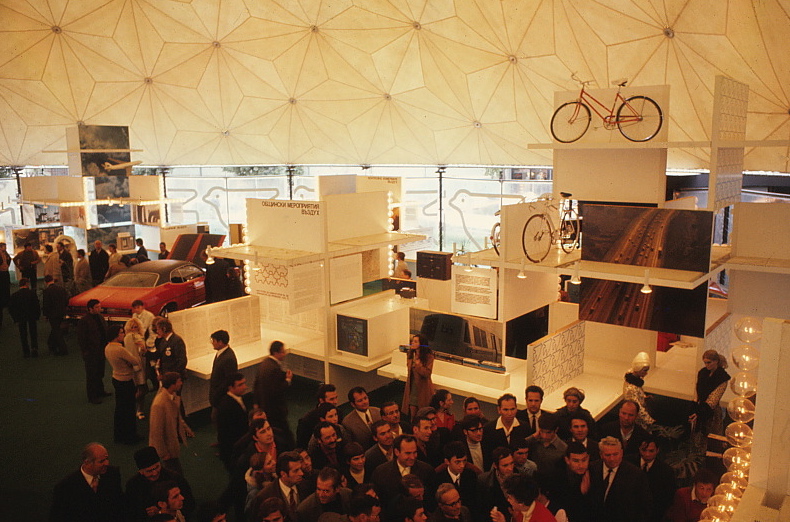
[402,333,434,422]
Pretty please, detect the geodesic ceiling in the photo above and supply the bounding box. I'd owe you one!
[1,0,789,170]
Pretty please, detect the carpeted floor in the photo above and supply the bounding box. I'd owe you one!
[0,308,405,521]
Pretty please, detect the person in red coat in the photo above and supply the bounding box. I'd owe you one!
[490,473,557,522]
[668,468,717,522]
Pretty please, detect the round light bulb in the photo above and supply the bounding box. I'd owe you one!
[730,371,758,397]
[731,344,760,371]
[714,483,743,499]
[699,505,731,522]
[726,397,756,423]
[734,316,763,343]
[725,421,754,448]
[723,447,751,471]
[720,471,748,490]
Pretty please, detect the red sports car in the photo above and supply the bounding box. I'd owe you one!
[68,259,206,321]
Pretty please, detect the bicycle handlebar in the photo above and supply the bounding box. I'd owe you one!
[570,72,593,86]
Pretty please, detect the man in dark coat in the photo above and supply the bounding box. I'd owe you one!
[50,443,123,522]
[13,242,40,291]
[627,438,676,522]
[0,241,13,328]
[589,436,652,522]
[209,329,238,411]
[76,299,109,403]
[598,400,649,457]
[125,446,195,521]
[155,319,187,378]
[371,435,434,506]
[88,240,109,287]
[57,241,74,288]
[216,372,254,469]
[254,340,293,438]
[9,277,40,357]
[42,274,69,356]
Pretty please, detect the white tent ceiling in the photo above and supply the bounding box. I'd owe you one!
[1,0,789,171]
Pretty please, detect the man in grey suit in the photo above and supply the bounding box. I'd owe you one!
[341,386,381,450]
[589,436,652,522]
[296,467,352,522]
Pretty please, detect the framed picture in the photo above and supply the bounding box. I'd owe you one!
[337,315,368,356]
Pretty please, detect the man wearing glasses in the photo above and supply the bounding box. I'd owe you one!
[431,483,473,521]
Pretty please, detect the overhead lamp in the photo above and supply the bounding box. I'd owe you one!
[205,246,215,265]
[570,262,581,285]
[517,257,527,279]
[640,269,652,294]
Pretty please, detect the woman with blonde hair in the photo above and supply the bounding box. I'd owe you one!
[689,349,730,436]
[623,352,656,428]
[124,316,148,419]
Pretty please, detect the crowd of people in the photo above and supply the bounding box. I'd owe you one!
[47,316,732,522]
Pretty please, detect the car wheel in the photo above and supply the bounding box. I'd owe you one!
[160,304,177,317]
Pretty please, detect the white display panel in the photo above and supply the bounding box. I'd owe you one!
[527,321,585,396]
[584,320,657,368]
[325,191,388,243]
[729,271,790,321]
[709,76,748,210]
[329,253,363,304]
[732,202,790,260]
[451,265,497,319]
[501,268,558,322]
[129,175,161,200]
[290,261,326,314]
[317,175,357,197]
[245,198,325,251]
[554,148,668,204]
[20,176,84,202]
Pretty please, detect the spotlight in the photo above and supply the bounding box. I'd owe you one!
[517,257,527,279]
[570,262,581,285]
[640,269,652,294]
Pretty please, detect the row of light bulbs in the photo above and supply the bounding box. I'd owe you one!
[699,316,762,522]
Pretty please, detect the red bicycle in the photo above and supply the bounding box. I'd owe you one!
[550,73,663,143]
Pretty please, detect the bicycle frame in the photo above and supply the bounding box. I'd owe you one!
[576,85,642,129]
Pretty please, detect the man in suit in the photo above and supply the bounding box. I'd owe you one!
[598,400,649,457]
[567,414,600,461]
[516,385,549,437]
[342,386,381,450]
[476,447,515,519]
[297,383,339,448]
[365,420,394,476]
[412,409,443,468]
[371,434,435,505]
[125,445,196,521]
[210,329,237,410]
[627,437,676,522]
[435,441,478,515]
[149,372,194,477]
[296,466,352,522]
[155,319,187,378]
[550,442,594,522]
[249,451,306,522]
[76,299,109,403]
[589,436,652,522]
[381,401,411,438]
[216,372,254,469]
[431,483,474,522]
[311,421,346,471]
[483,393,530,459]
[13,242,40,291]
[525,412,567,478]
[254,340,293,439]
[88,240,109,286]
[8,277,40,358]
[42,274,69,356]
[50,442,123,522]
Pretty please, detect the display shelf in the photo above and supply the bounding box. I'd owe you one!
[329,231,426,250]
[187,338,269,379]
[645,345,698,401]
[725,255,790,275]
[207,243,324,265]
[20,197,182,207]
[540,359,625,421]
[379,351,521,405]
[460,245,581,271]
[326,350,393,372]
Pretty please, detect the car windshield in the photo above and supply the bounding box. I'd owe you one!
[102,272,159,288]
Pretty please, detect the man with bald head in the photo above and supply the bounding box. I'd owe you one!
[51,442,123,521]
[89,240,109,286]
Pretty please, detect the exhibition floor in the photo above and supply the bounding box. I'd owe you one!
[0,313,401,521]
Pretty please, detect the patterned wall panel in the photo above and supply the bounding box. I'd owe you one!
[528,321,585,396]
[705,312,733,363]
[710,76,749,211]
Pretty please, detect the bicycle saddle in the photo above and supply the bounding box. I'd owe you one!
[612,78,628,87]
[560,192,573,198]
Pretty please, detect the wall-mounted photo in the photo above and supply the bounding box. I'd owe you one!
[78,125,131,177]
[582,205,713,273]
[134,204,161,225]
[12,227,64,252]
[34,205,61,225]
[86,225,136,249]
[579,278,707,337]
[410,308,502,364]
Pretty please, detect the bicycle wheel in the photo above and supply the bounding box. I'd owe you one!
[560,208,579,254]
[616,95,662,142]
[522,214,553,263]
[550,101,591,143]
[490,222,501,256]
